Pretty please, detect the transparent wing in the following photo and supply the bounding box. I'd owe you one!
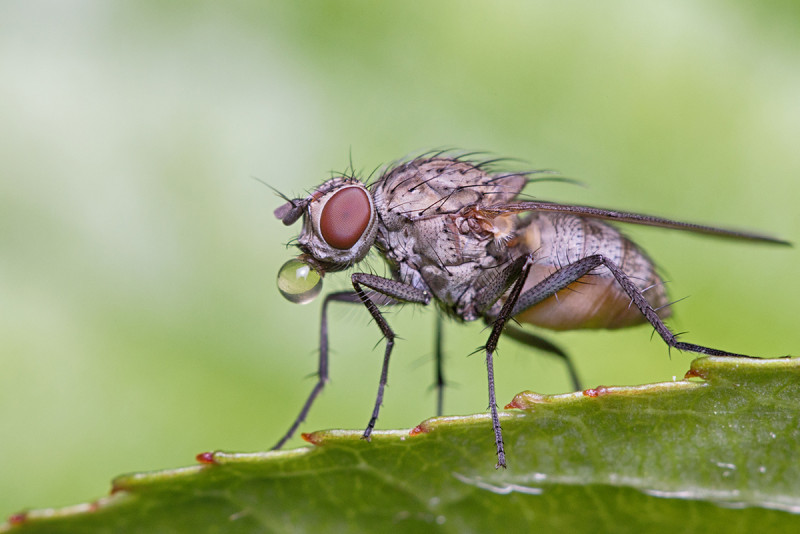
[481,201,790,245]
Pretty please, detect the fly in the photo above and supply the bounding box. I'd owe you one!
[270,152,789,468]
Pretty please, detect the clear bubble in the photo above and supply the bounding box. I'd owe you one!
[276,258,323,304]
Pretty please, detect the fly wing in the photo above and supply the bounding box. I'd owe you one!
[480,201,790,245]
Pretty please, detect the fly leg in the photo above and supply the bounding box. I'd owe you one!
[475,254,537,469]
[272,274,430,450]
[350,273,431,440]
[272,291,363,450]
[511,254,752,357]
[434,313,445,416]
[502,325,582,391]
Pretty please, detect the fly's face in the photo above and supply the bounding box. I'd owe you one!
[275,177,379,303]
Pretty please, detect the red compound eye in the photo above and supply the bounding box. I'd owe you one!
[319,187,371,250]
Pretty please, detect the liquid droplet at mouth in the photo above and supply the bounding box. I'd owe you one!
[277,258,323,304]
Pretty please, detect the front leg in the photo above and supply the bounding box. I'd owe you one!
[272,291,362,450]
[350,273,431,440]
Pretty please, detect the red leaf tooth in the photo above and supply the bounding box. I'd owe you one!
[7,512,27,525]
[195,452,216,464]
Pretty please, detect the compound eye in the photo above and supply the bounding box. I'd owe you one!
[319,186,371,250]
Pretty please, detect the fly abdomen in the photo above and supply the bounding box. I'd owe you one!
[515,213,670,330]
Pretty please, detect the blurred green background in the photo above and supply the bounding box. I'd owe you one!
[1,0,798,518]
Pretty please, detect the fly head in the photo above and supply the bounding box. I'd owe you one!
[275,177,379,304]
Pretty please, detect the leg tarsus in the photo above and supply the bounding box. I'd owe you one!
[362,337,394,441]
[486,349,506,469]
[272,290,360,449]
[271,378,327,449]
[434,313,445,416]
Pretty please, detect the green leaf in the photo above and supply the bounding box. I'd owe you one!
[4,356,800,533]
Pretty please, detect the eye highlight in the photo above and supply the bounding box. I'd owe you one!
[319,186,372,250]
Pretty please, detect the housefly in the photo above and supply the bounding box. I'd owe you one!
[271,152,789,468]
